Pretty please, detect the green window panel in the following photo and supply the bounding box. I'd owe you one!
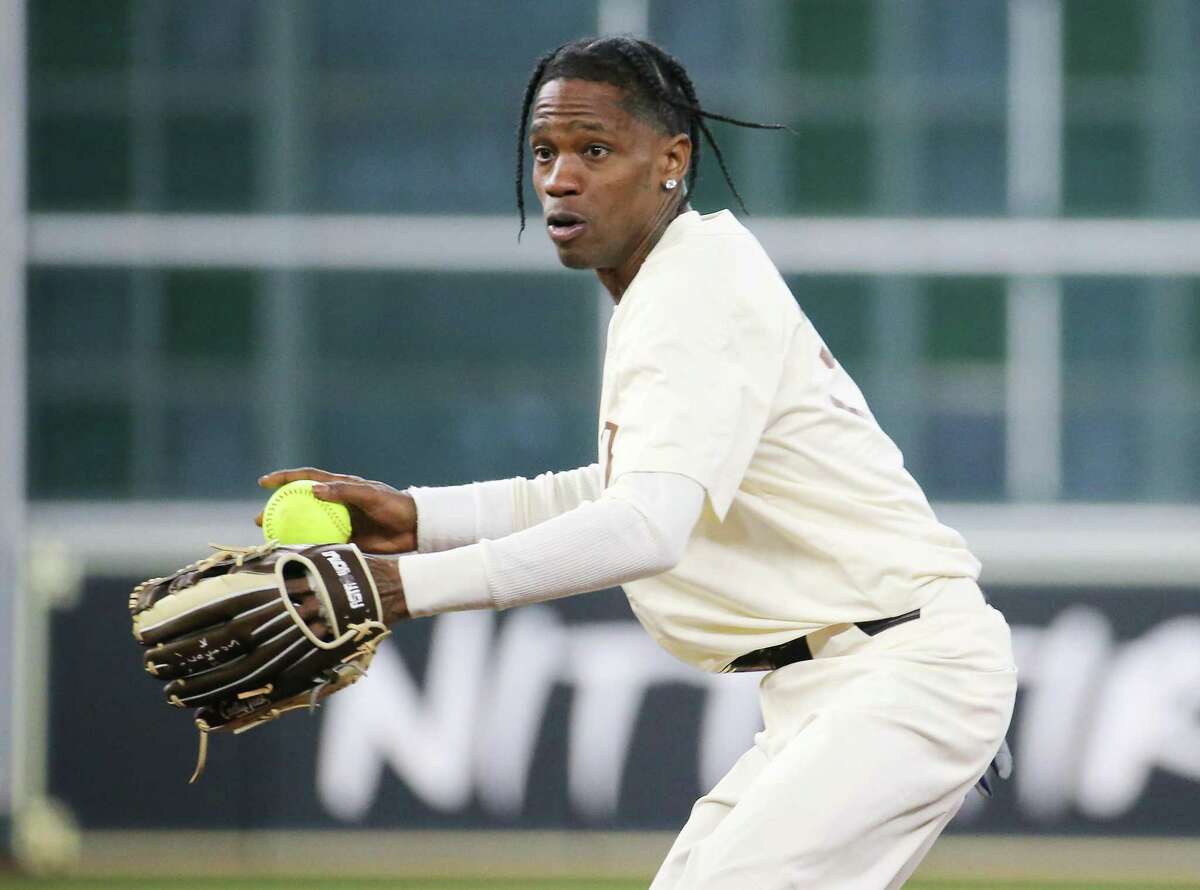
[785,121,873,214]
[688,133,751,216]
[313,108,524,214]
[164,269,259,362]
[1062,410,1146,500]
[921,123,1006,215]
[1065,0,1145,78]
[164,0,257,71]
[310,272,593,367]
[919,277,1007,502]
[1064,122,1144,215]
[1190,282,1200,362]
[786,275,872,371]
[921,412,1006,501]
[304,271,598,486]
[785,0,872,77]
[27,268,135,358]
[313,0,593,74]
[1059,279,1144,497]
[30,399,134,498]
[29,115,133,210]
[313,396,597,490]
[1062,277,1146,362]
[29,0,133,74]
[166,404,263,497]
[164,114,256,211]
[925,277,1006,363]
[26,266,600,499]
[307,0,593,214]
[917,0,1007,78]
[650,0,746,73]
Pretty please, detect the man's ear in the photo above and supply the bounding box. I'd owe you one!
[662,133,692,184]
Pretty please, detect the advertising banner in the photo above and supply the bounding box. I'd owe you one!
[51,579,1200,835]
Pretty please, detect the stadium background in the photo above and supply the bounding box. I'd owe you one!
[1,0,1199,886]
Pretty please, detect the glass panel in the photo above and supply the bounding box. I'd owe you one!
[29,115,133,210]
[920,277,1007,500]
[306,271,598,486]
[785,121,873,214]
[1062,278,1146,362]
[164,0,257,71]
[164,114,256,211]
[310,1,595,213]
[313,0,591,73]
[925,277,1006,362]
[650,0,747,74]
[917,0,1007,78]
[29,0,134,73]
[1189,282,1200,362]
[1064,0,1145,78]
[785,0,871,76]
[787,276,872,370]
[687,132,753,217]
[311,108,517,215]
[1061,278,1147,500]
[922,412,1006,500]
[27,265,599,499]
[921,123,1006,215]
[163,269,258,361]
[1064,122,1144,216]
[30,400,134,498]
[166,404,261,496]
[27,268,135,358]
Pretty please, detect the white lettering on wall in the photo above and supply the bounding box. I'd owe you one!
[317,604,1200,824]
[317,607,761,821]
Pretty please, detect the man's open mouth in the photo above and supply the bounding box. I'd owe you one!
[546,212,587,244]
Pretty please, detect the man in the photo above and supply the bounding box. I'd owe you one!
[261,37,1016,890]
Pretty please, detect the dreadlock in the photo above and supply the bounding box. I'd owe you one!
[515,36,788,237]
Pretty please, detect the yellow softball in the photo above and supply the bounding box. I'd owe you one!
[261,480,352,545]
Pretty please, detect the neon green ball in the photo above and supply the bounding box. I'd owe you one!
[262,480,352,545]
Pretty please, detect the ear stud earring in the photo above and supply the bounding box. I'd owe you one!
[664,179,678,191]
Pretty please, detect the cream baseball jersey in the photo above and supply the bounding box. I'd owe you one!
[599,209,981,672]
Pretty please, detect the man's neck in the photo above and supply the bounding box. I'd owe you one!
[596,201,690,303]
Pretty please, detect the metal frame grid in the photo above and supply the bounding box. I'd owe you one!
[0,0,26,825]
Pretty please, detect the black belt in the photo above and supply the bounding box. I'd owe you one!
[724,608,922,673]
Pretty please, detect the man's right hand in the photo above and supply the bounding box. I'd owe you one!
[257,468,418,555]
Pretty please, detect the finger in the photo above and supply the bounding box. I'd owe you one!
[311,481,377,509]
[166,624,306,707]
[135,583,281,647]
[254,511,263,528]
[258,467,351,489]
[164,600,322,705]
[143,599,289,680]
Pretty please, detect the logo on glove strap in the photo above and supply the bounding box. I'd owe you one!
[322,550,364,610]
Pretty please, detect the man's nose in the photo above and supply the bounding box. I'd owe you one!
[544,155,582,196]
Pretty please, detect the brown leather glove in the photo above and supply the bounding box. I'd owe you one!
[129,541,392,782]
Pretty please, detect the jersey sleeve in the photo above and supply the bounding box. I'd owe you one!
[409,464,605,553]
[603,244,789,520]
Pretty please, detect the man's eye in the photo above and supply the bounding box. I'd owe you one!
[533,146,553,162]
[585,145,610,159]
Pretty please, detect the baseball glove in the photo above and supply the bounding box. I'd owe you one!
[129,541,391,782]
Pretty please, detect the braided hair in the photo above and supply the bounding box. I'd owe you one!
[515,36,787,236]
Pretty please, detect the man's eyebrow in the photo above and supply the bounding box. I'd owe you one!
[529,119,609,136]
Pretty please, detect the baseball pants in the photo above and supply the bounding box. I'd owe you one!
[649,577,1018,890]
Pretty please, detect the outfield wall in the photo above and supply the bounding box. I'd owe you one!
[30,547,1200,839]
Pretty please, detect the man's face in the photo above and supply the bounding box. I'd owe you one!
[529,78,677,270]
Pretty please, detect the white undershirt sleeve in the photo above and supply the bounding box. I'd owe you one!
[407,463,606,553]
[399,471,704,617]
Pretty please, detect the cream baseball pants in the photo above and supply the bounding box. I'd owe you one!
[649,578,1017,890]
